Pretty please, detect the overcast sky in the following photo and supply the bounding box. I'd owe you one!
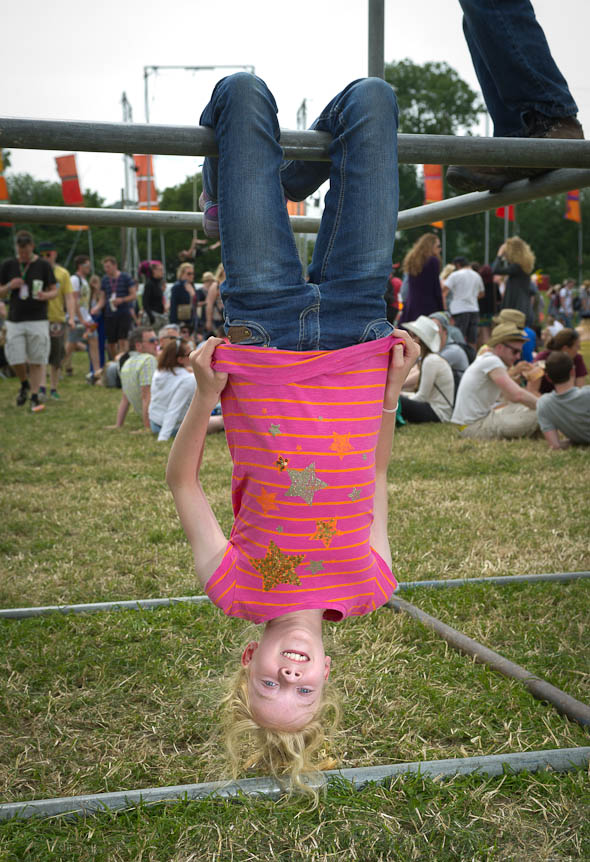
[4,0,590,204]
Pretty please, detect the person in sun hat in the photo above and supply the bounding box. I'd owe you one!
[399,315,454,422]
[451,320,540,438]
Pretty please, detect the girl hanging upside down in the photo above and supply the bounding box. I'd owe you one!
[166,72,419,791]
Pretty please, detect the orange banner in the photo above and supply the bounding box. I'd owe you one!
[565,190,581,223]
[0,148,11,226]
[55,154,87,229]
[133,155,159,210]
[423,164,443,229]
[286,200,304,217]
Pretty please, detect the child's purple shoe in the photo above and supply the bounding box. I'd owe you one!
[199,190,219,240]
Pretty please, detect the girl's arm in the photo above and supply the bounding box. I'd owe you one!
[370,331,420,568]
[166,338,229,589]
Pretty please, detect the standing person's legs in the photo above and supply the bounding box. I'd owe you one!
[281,77,399,350]
[459,0,578,136]
[200,73,312,350]
[449,0,582,193]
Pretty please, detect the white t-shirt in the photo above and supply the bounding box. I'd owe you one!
[559,286,573,316]
[148,367,196,441]
[71,273,92,323]
[408,353,455,421]
[445,268,484,315]
[451,353,506,425]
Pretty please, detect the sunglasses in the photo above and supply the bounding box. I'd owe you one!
[504,344,522,356]
[147,337,159,344]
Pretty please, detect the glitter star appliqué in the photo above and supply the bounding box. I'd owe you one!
[285,462,327,505]
[249,541,304,591]
[311,518,343,548]
[307,560,324,574]
[269,424,281,436]
[254,487,279,515]
[331,431,354,460]
[348,487,361,501]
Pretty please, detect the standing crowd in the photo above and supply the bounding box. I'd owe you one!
[0,229,226,439]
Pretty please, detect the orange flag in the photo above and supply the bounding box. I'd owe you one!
[55,154,87,230]
[423,164,443,229]
[133,155,159,210]
[564,190,581,223]
[0,149,11,226]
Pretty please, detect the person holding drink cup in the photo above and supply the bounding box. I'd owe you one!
[0,230,58,412]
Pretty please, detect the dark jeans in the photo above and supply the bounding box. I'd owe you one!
[399,395,440,423]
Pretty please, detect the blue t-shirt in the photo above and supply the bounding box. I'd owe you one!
[521,326,536,363]
[101,272,135,317]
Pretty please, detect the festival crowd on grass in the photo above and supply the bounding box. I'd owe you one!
[1,227,589,450]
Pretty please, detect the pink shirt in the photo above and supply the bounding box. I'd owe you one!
[206,335,401,623]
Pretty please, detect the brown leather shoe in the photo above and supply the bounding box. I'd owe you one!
[446,116,584,193]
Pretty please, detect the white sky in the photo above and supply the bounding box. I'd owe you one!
[3,0,590,204]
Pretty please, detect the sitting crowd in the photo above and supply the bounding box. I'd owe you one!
[394,232,589,451]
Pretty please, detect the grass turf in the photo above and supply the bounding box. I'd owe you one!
[1,350,589,860]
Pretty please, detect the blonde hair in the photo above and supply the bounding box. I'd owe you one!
[504,236,535,274]
[440,263,455,281]
[176,262,195,281]
[221,664,341,800]
[403,233,441,277]
[214,263,226,283]
[201,271,216,284]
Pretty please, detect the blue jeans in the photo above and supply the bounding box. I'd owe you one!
[459,0,578,137]
[200,73,399,350]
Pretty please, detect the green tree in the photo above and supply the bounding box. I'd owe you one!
[385,59,484,136]
[384,59,484,266]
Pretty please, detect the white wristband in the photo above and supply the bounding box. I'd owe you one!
[382,402,399,414]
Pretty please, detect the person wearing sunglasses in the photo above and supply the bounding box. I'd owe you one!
[451,321,540,439]
[107,326,158,431]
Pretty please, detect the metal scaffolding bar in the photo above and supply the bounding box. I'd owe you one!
[2,116,590,167]
[368,0,385,79]
[1,747,587,820]
[1,572,587,620]
[3,166,590,235]
[388,597,590,728]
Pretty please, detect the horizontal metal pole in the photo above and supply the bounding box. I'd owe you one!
[398,571,590,590]
[0,595,210,620]
[3,166,590,236]
[2,115,590,167]
[2,747,587,820]
[1,571,587,620]
[389,597,590,727]
[398,167,590,229]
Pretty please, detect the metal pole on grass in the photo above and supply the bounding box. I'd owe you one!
[388,596,590,727]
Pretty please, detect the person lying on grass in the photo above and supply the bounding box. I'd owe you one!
[166,72,419,791]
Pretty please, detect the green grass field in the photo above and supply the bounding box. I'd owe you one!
[1,347,589,861]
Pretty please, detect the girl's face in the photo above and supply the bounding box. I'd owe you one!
[242,617,331,732]
[152,263,163,279]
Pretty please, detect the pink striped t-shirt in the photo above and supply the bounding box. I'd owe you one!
[206,335,401,624]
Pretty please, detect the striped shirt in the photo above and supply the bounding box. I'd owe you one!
[207,335,401,624]
[120,352,157,417]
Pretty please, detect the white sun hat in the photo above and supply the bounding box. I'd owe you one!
[402,315,441,353]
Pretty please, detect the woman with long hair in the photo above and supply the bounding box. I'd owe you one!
[536,328,587,392]
[166,73,419,793]
[492,237,535,323]
[169,262,196,328]
[141,260,168,330]
[398,232,443,324]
